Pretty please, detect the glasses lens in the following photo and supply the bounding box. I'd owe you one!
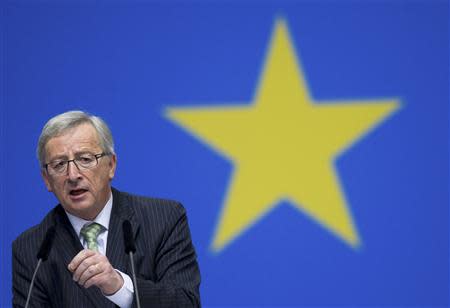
[49,160,67,173]
[76,154,97,168]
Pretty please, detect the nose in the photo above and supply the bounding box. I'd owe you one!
[66,160,82,181]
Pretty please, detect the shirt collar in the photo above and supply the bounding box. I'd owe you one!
[65,192,113,237]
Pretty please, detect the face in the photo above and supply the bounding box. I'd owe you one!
[41,123,117,220]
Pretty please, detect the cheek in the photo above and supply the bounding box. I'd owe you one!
[51,182,65,195]
[90,174,109,189]
[85,168,113,190]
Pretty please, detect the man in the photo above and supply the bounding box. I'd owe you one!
[12,111,201,307]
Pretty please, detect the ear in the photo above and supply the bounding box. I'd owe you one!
[41,169,53,192]
[108,154,117,181]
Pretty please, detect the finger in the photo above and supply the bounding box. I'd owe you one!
[84,265,123,294]
[83,273,101,289]
[68,249,96,272]
[72,254,101,282]
[78,263,102,286]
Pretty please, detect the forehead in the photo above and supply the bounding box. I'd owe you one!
[45,123,101,157]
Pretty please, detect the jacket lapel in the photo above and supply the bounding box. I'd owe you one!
[106,188,140,275]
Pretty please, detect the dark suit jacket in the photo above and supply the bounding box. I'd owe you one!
[13,188,201,307]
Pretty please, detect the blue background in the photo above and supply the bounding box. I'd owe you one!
[2,0,449,306]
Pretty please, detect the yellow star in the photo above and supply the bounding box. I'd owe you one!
[166,18,400,253]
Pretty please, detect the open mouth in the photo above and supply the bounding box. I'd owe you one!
[69,189,88,196]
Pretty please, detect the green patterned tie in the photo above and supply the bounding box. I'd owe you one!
[80,222,103,251]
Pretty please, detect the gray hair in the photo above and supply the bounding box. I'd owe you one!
[37,110,115,167]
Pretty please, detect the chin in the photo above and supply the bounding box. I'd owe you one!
[64,200,95,216]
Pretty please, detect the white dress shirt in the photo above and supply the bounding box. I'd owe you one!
[65,193,134,308]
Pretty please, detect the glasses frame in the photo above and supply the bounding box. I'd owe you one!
[44,152,109,175]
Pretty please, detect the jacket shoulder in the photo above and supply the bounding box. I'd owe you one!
[114,189,188,231]
[116,189,185,213]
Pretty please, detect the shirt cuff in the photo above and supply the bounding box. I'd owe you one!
[104,270,134,308]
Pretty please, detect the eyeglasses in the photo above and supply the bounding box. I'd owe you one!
[44,153,109,176]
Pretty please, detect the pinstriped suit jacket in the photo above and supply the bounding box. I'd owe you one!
[12,188,201,307]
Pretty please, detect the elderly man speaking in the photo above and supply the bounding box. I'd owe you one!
[12,111,201,307]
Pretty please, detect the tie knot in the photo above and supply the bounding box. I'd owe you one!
[80,222,103,251]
